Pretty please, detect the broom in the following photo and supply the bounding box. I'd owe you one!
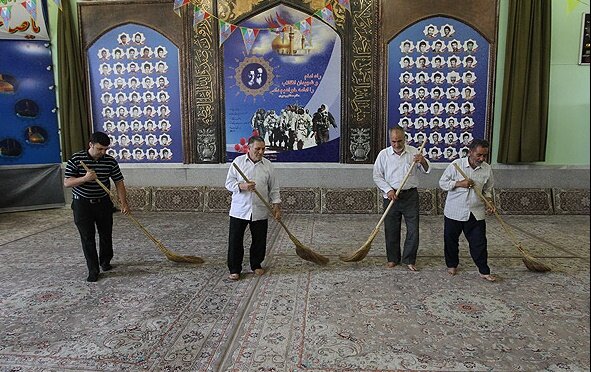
[452,163,550,272]
[232,163,329,266]
[80,161,204,264]
[340,138,428,262]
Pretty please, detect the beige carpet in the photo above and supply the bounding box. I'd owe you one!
[0,209,588,371]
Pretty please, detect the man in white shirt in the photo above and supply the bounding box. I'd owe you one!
[373,127,430,272]
[438,139,496,282]
[225,136,281,281]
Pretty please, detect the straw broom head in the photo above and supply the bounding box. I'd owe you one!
[339,228,379,262]
[290,233,329,265]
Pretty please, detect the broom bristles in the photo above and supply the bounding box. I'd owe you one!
[516,244,551,272]
[339,229,379,262]
[287,233,329,265]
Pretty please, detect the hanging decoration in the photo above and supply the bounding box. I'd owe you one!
[315,4,335,29]
[295,16,313,45]
[219,19,236,46]
[193,5,209,30]
[1,6,11,31]
[240,26,259,55]
[174,0,352,53]
[21,0,37,21]
[338,0,351,13]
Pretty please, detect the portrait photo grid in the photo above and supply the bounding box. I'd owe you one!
[388,17,490,162]
[88,24,182,162]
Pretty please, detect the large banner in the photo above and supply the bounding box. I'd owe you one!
[0,0,50,40]
[87,24,183,163]
[223,4,341,162]
[387,17,490,162]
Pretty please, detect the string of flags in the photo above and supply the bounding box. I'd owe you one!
[174,0,351,54]
[0,0,61,32]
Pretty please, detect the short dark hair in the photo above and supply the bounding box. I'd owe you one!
[248,136,265,145]
[469,139,489,151]
[90,132,110,146]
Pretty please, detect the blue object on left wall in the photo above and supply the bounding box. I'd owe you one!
[0,39,60,165]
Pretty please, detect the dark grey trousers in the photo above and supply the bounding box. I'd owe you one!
[383,188,420,265]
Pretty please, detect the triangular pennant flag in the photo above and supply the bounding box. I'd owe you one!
[173,0,189,10]
[21,0,37,21]
[338,0,351,13]
[317,4,335,28]
[297,17,312,41]
[240,27,260,54]
[193,6,210,30]
[219,20,237,46]
[1,6,11,31]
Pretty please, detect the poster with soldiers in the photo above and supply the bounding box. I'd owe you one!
[224,4,341,162]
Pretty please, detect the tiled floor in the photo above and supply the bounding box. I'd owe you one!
[0,208,589,371]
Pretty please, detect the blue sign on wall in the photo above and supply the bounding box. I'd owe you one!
[0,40,60,165]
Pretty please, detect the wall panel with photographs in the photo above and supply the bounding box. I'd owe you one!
[387,17,491,162]
[87,24,182,163]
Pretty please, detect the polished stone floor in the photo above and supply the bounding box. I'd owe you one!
[0,208,589,371]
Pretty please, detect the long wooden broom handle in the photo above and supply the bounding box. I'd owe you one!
[79,161,162,245]
[375,137,428,229]
[231,163,292,234]
[452,163,523,251]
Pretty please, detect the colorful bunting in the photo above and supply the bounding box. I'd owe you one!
[318,4,336,29]
[1,6,11,31]
[338,0,351,13]
[295,17,312,44]
[240,27,260,54]
[176,0,348,53]
[21,0,36,21]
[219,20,236,47]
[173,0,189,10]
[173,0,189,16]
[193,6,210,30]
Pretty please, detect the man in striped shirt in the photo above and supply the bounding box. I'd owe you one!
[439,139,496,282]
[64,132,130,282]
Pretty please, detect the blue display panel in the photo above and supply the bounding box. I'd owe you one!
[223,4,341,162]
[0,39,60,165]
[388,17,491,162]
[87,24,183,163]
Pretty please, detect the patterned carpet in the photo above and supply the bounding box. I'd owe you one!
[0,209,589,371]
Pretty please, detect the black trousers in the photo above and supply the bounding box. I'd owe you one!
[227,216,268,274]
[383,188,420,265]
[72,197,114,276]
[444,214,490,275]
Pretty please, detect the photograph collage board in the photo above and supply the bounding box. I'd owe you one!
[87,24,182,163]
[388,17,490,162]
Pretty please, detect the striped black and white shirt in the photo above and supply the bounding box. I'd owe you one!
[65,150,124,199]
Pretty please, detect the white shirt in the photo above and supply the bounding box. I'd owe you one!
[225,154,281,221]
[373,144,430,198]
[439,157,494,221]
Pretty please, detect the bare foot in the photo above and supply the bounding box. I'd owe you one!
[447,267,457,276]
[480,273,497,282]
[386,262,397,268]
[407,264,418,272]
[254,268,265,276]
[229,273,240,281]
